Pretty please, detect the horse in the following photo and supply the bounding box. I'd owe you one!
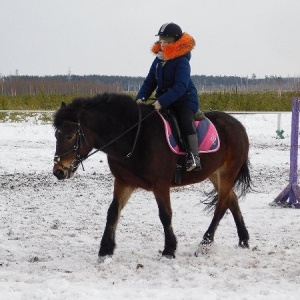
[52,92,251,258]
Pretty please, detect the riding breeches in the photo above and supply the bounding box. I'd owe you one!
[170,105,196,136]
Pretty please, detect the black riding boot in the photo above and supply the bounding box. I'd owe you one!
[186,134,202,171]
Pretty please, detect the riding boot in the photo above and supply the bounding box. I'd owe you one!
[186,134,202,171]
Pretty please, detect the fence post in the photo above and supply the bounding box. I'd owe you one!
[271,97,300,208]
[276,113,284,139]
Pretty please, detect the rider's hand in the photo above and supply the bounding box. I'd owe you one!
[153,100,162,111]
[136,99,143,104]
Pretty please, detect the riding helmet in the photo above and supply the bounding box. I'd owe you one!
[156,22,183,40]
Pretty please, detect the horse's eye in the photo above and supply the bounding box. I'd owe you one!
[55,129,61,138]
[65,134,74,140]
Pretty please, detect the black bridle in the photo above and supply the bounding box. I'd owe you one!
[54,106,156,173]
[54,121,90,175]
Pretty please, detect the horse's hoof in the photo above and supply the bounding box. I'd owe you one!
[161,249,176,259]
[162,253,175,259]
[160,254,175,260]
[196,235,214,256]
[239,240,249,248]
[98,255,113,264]
[195,241,213,256]
[98,244,115,257]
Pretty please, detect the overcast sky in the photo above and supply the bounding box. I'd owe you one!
[1,0,299,78]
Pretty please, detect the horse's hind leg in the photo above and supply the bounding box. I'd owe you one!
[199,173,249,253]
[200,195,228,249]
[199,174,235,252]
[99,179,135,257]
[153,187,177,258]
[228,193,249,248]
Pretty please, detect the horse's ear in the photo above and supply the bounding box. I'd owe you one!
[61,102,67,108]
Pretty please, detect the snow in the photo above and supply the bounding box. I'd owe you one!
[0,112,300,300]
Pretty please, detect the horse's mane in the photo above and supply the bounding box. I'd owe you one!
[53,93,153,128]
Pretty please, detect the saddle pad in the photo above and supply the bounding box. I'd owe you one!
[159,113,220,155]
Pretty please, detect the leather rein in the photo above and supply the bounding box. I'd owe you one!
[54,106,156,173]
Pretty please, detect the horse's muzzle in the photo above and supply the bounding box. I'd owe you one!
[53,167,66,180]
[53,159,77,180]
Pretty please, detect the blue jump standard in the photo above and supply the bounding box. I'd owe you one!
[271,97,300,208]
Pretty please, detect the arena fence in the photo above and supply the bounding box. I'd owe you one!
[271,97,300,208]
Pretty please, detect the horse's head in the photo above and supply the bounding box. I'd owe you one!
[53,120,93,180]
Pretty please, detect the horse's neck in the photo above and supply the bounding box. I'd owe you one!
[90,112,139,156]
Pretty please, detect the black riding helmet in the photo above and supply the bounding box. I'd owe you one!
[156,22,183,41]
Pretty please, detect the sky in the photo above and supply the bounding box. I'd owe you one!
[1,0,300,78]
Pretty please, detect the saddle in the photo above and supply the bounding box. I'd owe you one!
[160,109,187,152]
[159,109,220,184]
[159,109,220,155]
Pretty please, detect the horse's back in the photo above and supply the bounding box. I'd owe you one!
[205,111,249,149]
[205,111,246,130]
[204,110,250,182]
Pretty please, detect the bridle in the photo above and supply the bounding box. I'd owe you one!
[54,121,90,175]
[54,106,156,174]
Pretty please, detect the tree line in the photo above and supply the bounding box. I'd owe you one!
[0,74,299,96]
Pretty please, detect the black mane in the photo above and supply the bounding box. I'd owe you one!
[53,93,153,129]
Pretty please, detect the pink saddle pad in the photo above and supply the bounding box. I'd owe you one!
[158,113,220,155]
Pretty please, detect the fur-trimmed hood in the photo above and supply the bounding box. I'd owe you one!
[151,33,196,60]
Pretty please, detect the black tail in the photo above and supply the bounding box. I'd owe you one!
[234,158,252,197]
[203,158,252,211]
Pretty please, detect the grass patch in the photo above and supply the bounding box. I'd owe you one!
[0,111,54,124]
[0,91,299,112]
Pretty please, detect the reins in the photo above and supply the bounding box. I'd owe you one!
[55,105,157,172]
[85,104,151,160]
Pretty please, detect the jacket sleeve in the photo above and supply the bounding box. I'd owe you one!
[136,59,158,101]
[157,57,191,107]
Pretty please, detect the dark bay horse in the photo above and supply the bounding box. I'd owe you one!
[53,93,251,258]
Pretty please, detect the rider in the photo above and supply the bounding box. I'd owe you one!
[136,22,201,171]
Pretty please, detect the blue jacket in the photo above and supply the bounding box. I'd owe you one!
[136,33,199,112]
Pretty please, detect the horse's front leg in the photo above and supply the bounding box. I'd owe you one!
[153,187,177,258]
[99,179,135,257]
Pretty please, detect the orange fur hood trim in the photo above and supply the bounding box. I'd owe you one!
[151,33,196,60]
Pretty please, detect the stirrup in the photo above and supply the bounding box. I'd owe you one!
[186,153,201,172]
[186,153,196,171]
[193,155,202,171]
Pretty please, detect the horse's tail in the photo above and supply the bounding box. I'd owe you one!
[203,158,252,211]
[233,158,252,197]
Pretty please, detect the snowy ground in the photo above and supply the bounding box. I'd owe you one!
[0,112,300,300]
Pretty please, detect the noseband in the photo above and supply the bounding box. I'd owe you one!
[54,121,90,175]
